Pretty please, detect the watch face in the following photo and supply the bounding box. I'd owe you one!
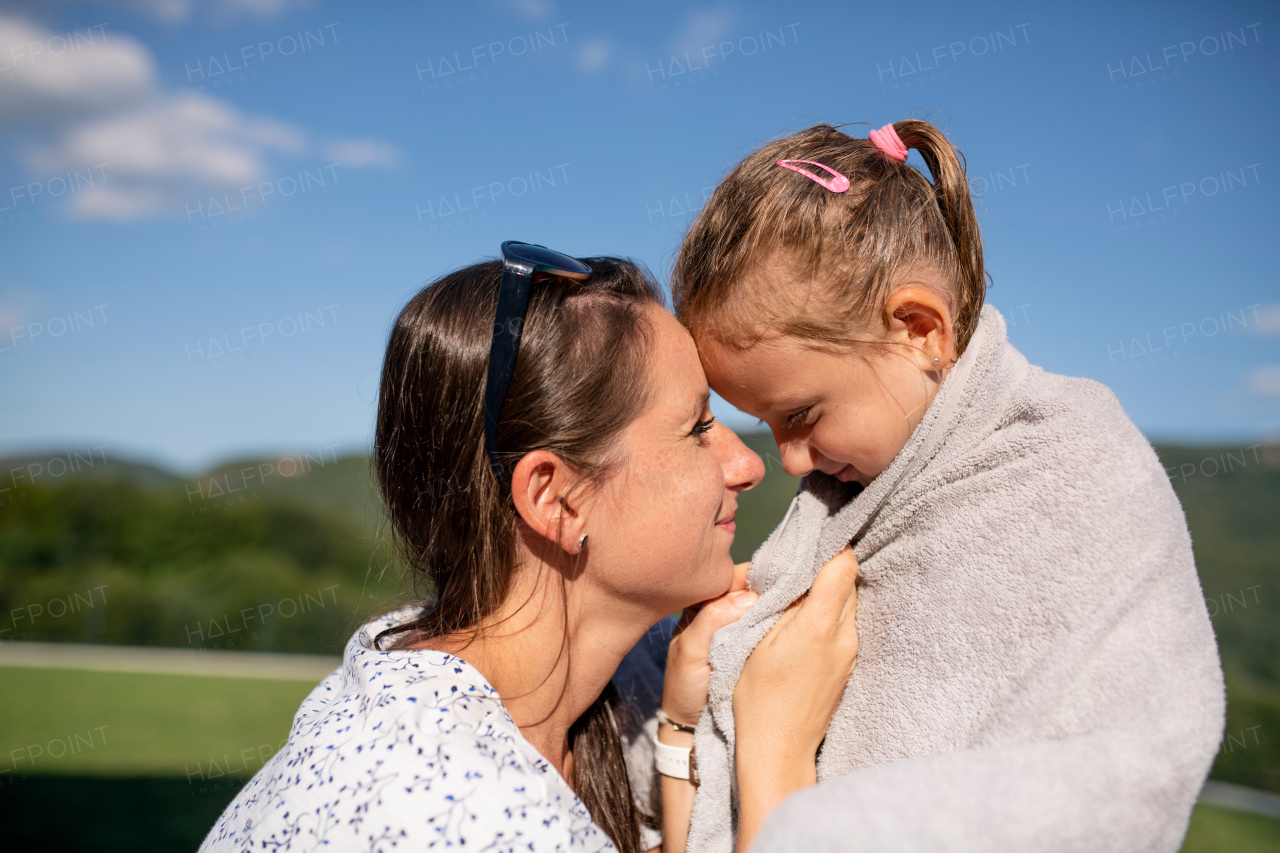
[690,743,700,787]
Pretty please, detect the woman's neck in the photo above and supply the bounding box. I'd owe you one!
[423,563,652,782]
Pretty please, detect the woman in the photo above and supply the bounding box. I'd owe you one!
[199,250,860,853]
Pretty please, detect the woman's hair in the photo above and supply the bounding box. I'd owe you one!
[371,256,665,853]
[673,119,986,356]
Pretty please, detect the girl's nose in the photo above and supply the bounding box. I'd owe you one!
[777,436,816,479]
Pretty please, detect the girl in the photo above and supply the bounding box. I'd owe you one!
[199,253,861,852]
[670,122,1226,853]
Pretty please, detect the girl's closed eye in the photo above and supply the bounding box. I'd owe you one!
[785,407,813,430]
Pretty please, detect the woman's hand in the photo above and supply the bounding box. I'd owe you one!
[732,546,860,853]
[662,560,757,728]
[659,562,756,853]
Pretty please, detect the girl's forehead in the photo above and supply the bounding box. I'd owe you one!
[697,332,806,384]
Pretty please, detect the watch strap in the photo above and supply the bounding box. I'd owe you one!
[653,737,691,780]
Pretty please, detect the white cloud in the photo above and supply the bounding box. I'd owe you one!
[69,183,173,221]
[0,15,400,221]
[206,0,316,24]
[0,17,153,128]
[84,0,314,26]
[0,286,40,332]
[485,0,556,23]
[1252,304,1280,335]
[117,0,195,24]
[1249,367,1280,397]
[576,36,613,73]
[321,138,402,169]
[32,95,303,187]
[668,5,736,59]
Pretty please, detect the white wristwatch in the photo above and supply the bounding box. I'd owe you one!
[653,710,699,785]
[654,736,698,783]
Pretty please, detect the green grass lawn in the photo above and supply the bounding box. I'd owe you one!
[0,666,317,777]
[0,666,318,850]
[1182,804,1280,853]
[1,665,1277,852]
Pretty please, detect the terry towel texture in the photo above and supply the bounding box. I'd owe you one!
[685,305,1226,853]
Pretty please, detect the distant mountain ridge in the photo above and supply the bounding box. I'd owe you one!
[4,439,1278,543]
[0,448,384,532]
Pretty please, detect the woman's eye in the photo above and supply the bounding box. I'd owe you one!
[785,407,812,430]
[691,417,716,441]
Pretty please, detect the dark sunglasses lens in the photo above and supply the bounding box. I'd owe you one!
[504,242,592,276]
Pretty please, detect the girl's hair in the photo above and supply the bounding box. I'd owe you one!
[371,256,665,853]
[673,119,986,356]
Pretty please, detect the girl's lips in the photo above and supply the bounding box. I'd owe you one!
[834,464,859,483]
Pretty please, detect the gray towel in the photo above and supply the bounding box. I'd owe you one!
[683,304,1226,853]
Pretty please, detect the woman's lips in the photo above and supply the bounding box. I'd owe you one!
[715,512,736,533]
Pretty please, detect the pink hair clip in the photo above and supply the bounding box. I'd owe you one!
[775,159,850,193]
[868,123,908,162]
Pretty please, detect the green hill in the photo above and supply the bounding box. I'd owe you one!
[0,449,404,655]
[1152,444,1280,793]
[0,438,1276,792]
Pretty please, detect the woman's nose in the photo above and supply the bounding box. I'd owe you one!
[715,425,765,492]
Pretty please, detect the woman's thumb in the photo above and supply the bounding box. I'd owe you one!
[683,589,758,650]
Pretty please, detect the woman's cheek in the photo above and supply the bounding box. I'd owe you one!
[700,456,728,545]
[686,448,722,521]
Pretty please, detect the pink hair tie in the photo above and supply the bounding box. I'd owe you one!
[868,123,908,162]
[775,159,850,193]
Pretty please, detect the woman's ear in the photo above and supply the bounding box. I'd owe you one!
[509,450,588,555]
[884,284,956,369]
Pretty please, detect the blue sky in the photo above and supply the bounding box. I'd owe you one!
[0,0,1276,473]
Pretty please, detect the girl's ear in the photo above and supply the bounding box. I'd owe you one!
[885,285,956,368]
[510,450,588,555]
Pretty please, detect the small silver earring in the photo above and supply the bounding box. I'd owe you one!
[577,534,588,549]
[932,357,939,364]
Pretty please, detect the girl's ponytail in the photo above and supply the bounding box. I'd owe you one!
[892,120,986,354]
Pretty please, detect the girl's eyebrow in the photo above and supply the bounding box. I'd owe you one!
[759,394,807,413]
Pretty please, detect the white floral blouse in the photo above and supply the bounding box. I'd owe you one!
[199,607,668,852]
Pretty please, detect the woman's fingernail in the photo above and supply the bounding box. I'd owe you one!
[732,590,758,608]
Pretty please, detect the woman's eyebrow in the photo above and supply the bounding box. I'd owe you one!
[689,390,711,422]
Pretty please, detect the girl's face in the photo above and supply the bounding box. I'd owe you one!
[696,270,955,489]
[583,304,765,614]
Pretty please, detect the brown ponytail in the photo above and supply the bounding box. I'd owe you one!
[569,682,650,852]
[673,119,987,358]
[891,120,986,354]
[372,257,664,853]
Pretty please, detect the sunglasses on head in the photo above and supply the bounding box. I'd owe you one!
[484,241,593,486]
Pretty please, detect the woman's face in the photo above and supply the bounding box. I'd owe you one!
[583,304,764,615]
